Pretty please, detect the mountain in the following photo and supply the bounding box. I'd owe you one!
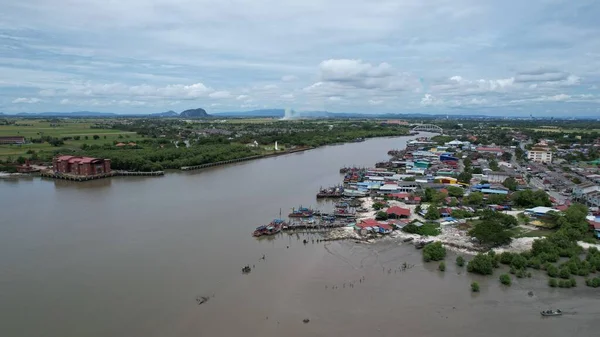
[180,108,210,118]
[150,110,179,117]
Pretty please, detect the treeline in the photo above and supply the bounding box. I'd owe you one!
[75,143,260,171]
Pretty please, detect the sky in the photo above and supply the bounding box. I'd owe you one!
[1,0,600,116]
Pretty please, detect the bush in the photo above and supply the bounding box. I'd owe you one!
[547,264,559,278]
[559,267,571,279]
[471,282,480,292]
[439,261,446,271]
[528,257,541,269]
[467,253,495,275]
[548,278,558,287]
[456,256,465,267]
[468,219,512,248]
[499,252,514,265]
[372,202,385,210]
[423,242,446,262]
[375,211,388,220]
[516,269,527,278]
[499,274,512,286]
[569,278,576,287]
[510,255,528,270]
[585,277,600,288]
[402,223,441,236]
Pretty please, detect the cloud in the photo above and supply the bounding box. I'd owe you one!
[368,99,383,105]
[515,70,569,83]
[280,93,294,99]
[1,0,599,116]
[209,90,231,99]
[12,97,41,103]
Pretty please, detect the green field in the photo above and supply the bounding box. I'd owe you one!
[0,119,141,160]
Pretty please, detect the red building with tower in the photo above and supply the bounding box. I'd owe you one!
[53,155,111,176]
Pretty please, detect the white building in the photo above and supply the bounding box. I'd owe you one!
[527,148,553,163]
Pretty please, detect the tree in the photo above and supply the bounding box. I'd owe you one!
[511,190,552,208]
[84,135,89,140]
[559,267,571,279]
[463,157,472,167]
[425,204,441,220]
[93,135,100,140]
[489,159,500,171]
[375,211,389,220]
[499,274,512,286]
[439,261,446,271]
[446,186,464,198]
[372,202,385,210]
[73,135,81,140]
[548,278,558,287]
[467,253,495,275]
[458,171,472,184]
[456,256,465,267]
[510,255,528,270]
[16,156,26,164]
[572,177,582,184]
[465,192,484,206]
[501,152,512,162]
[471,282,480,292]
[472,167,483,174]
[103,135,107,139]
[423,242,446,262]
[502,177,518,191]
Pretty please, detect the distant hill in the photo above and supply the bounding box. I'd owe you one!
[214,109,285,117]
[150,110,179,117]
[180,108,210,118]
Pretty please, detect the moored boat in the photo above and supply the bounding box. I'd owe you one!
[540,309,562,317]
[289,207,315,218]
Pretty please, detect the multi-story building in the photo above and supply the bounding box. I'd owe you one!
[527,143,553,163]
[53,155,111,176]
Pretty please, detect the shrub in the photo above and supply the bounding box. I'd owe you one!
[467,253,494,275]
[499,274,512,286]
[423,242,446,262]
[585,277,600,288]
[471,282,480,292]
[548,278,558,287]
[516,269,526,278]
[559,267,571,279]
[510,255,528,270]
[499,252,514,265]
[546,264,559,278]
[569,278,576,287]
[456,256,465,267]
[439,261,446,271]
[528,257,541,269]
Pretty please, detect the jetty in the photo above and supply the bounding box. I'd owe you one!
[181,147,312,171]
[40,170,164,182]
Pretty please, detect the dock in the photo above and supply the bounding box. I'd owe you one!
[40,170,164,182]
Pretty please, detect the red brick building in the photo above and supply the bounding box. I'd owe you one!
[53,155,111,176]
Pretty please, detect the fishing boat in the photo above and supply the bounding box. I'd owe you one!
[343,189,367,198]
[540,309,562,317]
[334,208,356,218]
[289,207,315,218]
[415,240,434,249]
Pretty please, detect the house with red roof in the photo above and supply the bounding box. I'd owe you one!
[386,206,411,218]
[52,155,111,176]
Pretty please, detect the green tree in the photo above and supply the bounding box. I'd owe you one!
[93,135,100,140]
[499,274,512,286]
[548,278,558,287]
[456,256,465,267]
[472,167,483,174]
[502,177,518,191]
[446,186,464,198]
[84,135,89,140]
[423,242,446,262]
[501,152,512,162]
[465,192,484,206]
[471,282,480,292]
[438,261,446,271]
[458,171,472,184]
[559,267,571,279]
[467,253,495,275]
[468,219,513,248]
[511,190,552,208]
[425,204,441,220]
[489,159,500,171]
[375,211,389,220]
[372,202,385,210]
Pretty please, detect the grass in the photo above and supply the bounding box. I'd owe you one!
[0,119,141,160]
[509,226,554,238]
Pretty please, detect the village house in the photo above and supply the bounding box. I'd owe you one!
[0,136,26,144]
[386,206,411,219]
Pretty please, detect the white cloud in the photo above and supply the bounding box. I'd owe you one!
[12,97,41,104]
[280,93,294,99]
[368,99,383,105]
[328,96,342,101]
[60,98,70,104]
[209,90,231,99]
[236,94,249,100]
[420,94,442,106]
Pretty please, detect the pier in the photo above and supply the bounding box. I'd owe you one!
[40,170,164,182]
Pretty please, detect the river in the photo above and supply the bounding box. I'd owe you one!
[1,132,598,337]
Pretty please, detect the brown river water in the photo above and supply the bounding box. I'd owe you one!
[1,133,599,337]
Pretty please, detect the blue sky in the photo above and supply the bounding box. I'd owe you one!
[1,0,599,116]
